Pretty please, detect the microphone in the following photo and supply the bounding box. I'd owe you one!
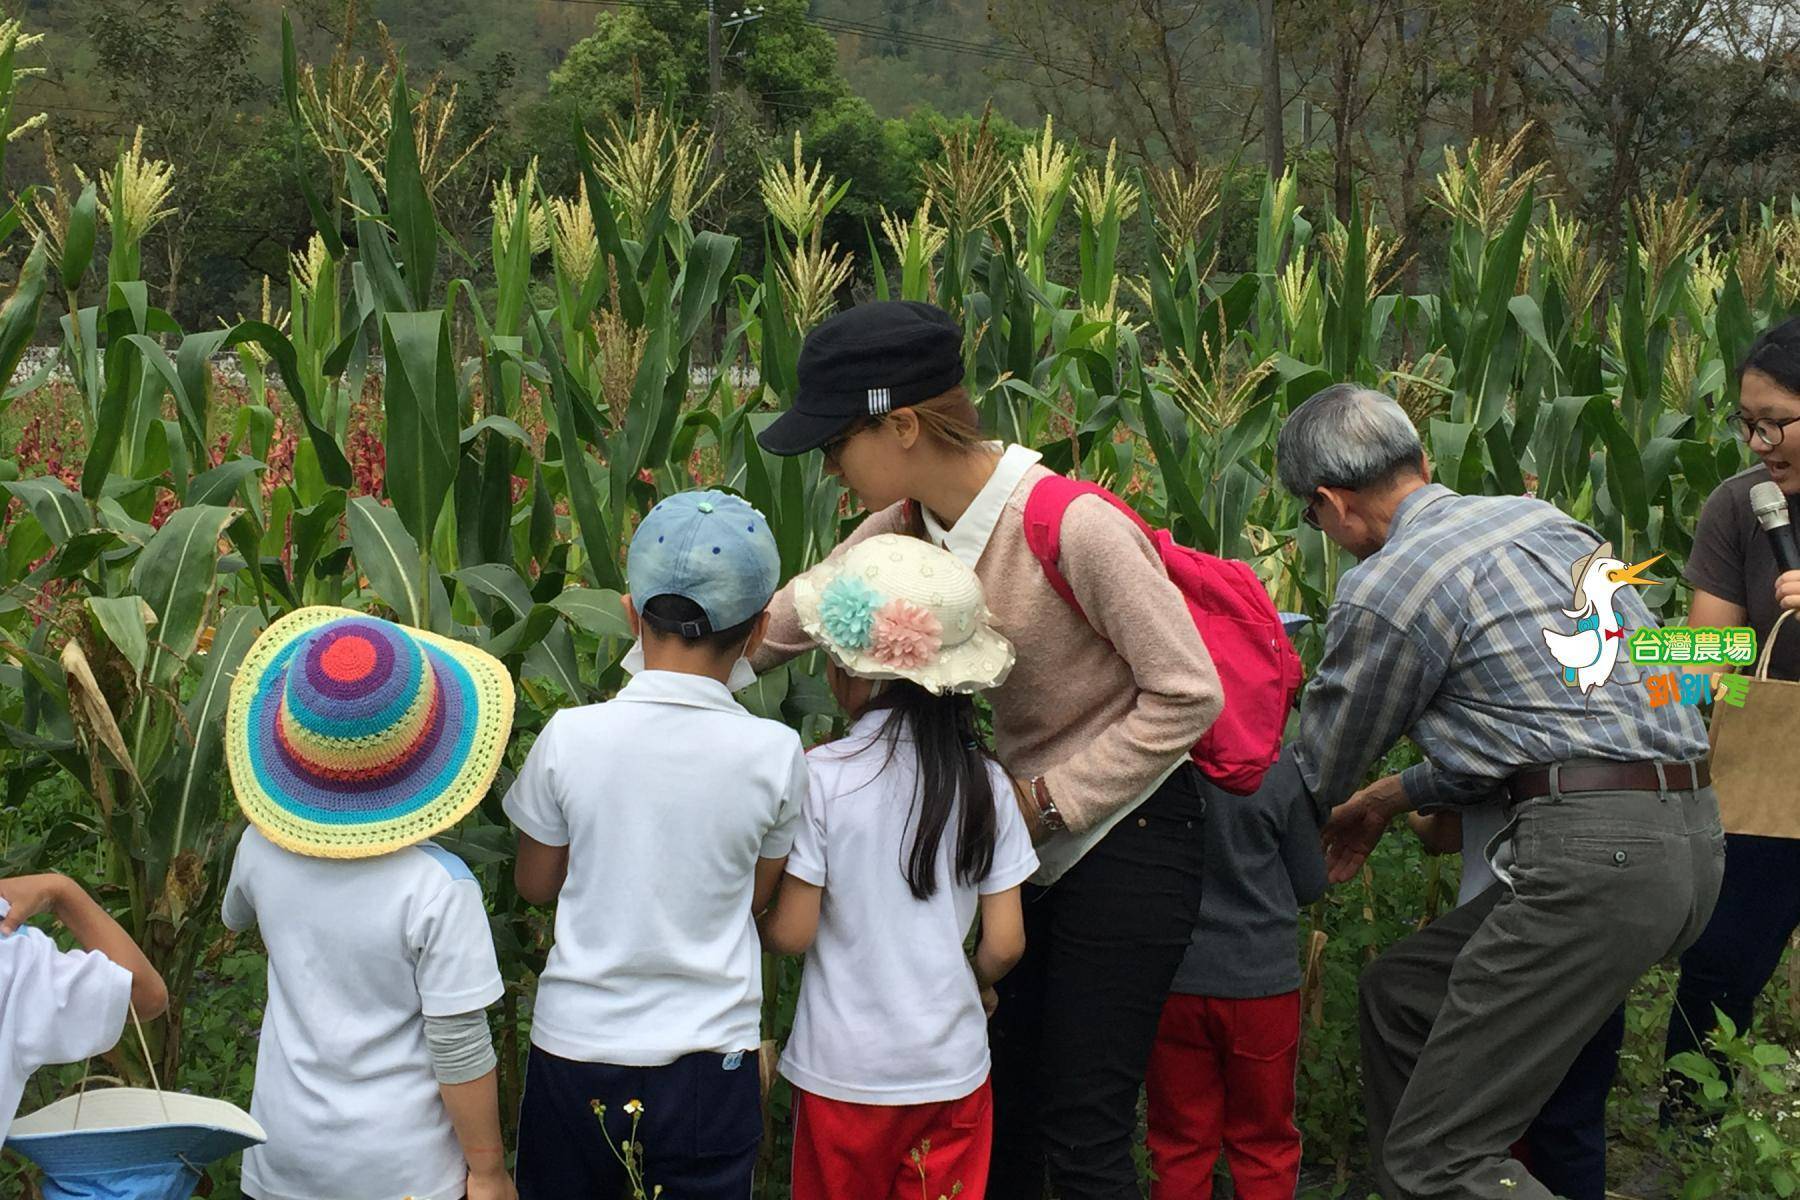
[1750,480,1800,574]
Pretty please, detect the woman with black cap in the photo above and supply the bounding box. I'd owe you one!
[752,300,1224,1200]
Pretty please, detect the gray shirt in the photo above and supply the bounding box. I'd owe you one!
[1172,752,1329,998]
[1290,484,1711,819]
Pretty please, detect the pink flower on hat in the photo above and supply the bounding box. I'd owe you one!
[870,599,942,670]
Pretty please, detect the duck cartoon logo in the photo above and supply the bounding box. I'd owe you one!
[1540,541,1664,693]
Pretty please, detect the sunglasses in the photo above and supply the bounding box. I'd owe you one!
[821,417,880,463]
[1302,491,1324,530]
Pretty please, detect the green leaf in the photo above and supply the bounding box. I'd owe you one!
[4,477,91,545]
[460,415,534,447]
[525,621,584,701]
[60,182,97,291]
[226,321,352,487]
[81,335,141,498]
[130,505,236,690]
[86,596,152,676]
[381,310,460,557]
[674,232,738,349]
[532,309,623,591]
[151,604,265,878]
[186,456,265,509]
[292,489,347,587]
[1582,397,1650,531]
[481,603,558,659]
[738,662,790,722]
[453,562,535,620]
[348,496,426,628]
[1752,1042,1790,1067]
[385,68,438,311]
[550,587,631,639]
[0,239,49,399]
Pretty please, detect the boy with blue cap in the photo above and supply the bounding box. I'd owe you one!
[506,489,806,1200]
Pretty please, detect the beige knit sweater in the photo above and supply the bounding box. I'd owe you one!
[753,463,1223,836]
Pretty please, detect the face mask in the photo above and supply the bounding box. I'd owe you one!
[621,641,761,693]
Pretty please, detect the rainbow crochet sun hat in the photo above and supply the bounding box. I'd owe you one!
[224,607,514,859]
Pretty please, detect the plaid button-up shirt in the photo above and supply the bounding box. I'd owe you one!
[1291,483,1710,817]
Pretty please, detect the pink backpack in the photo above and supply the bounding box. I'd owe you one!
[1021,476,1302,795]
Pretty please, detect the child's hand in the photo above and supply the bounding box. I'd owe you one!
[0,873,71,934]
[981,986,1000,1018]
[465,1165,517,1200]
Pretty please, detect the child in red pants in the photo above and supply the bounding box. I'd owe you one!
[756,538,1038,1200]
[1146,750,1327,1198]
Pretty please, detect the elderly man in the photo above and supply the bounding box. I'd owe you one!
[1276,385,1723,1200]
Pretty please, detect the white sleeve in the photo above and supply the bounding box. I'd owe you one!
[409,877,505,1019]
[759,739,807,859]
[1,927,132,1074]
[785,762,828,887]
[503,716,570,847]
[981,763,1041,894]
[220,831,256,933]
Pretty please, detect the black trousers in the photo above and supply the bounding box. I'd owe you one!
[515,1045,762,1200]
[1665,833,1800,1102]
[989,763,1208,1200]
[1523,1003,1625,1200]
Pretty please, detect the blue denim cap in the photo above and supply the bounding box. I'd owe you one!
[627,490,781,634]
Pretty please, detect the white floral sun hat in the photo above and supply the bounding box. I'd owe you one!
[793,534,1016,695]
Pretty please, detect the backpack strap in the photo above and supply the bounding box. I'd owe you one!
[1022,476,1152,621]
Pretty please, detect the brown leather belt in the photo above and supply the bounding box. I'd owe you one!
[1506,759,1710,806]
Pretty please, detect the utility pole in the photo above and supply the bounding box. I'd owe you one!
[1259,0,1284,181]
[708,0,723,170]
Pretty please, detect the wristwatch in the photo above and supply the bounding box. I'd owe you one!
[1029,776,1066,833]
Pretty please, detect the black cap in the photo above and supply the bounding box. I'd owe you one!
[758,301,966,456]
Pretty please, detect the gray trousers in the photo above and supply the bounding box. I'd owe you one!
[1360,784,1725,1200]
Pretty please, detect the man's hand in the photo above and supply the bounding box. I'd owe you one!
[981,986,1000,1019]
[1321,774,1409,884]
[466,1164,517,1200]
[0,873,71,934]
[1779,570,1800,611]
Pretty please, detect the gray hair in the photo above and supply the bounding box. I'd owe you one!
[1275,384,1425,498]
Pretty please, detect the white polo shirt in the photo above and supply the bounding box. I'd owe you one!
[0,898,132,1140]
[222,827,504,1200]
[504,669,807,1065]
[778,711,1039,1104]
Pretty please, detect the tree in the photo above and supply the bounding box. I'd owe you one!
[87,0,285,319]
[548,0,848,132]
[987,0,1263,167]
[1518,0,1800,241]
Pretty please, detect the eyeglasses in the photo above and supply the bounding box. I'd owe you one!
[1726,412,1800,448]
[1302,491,1324,530]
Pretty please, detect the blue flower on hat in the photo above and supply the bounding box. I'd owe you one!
[819,575,883,650]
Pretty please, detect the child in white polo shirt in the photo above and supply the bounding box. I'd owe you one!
[757,535,1037,1200]
[220,608,517,1200]
[0,872,168,1139]
[505,490,804,1200]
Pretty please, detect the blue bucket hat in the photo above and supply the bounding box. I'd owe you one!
[6,1088,266,1200]
[628,490,780,635]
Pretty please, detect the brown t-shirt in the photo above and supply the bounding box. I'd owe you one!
[1685,464,1800,681]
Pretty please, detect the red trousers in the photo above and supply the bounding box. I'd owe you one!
[790,1078,993,1200]
[1145,991,1303,1200]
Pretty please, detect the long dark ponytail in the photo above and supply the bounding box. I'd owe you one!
[862,680,999,902]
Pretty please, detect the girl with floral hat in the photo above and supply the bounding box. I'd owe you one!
[757,535,1040,1200]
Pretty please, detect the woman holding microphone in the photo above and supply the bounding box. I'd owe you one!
[1664,315,1800,1100]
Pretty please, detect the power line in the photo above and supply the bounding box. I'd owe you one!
[539,0,1073,72]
